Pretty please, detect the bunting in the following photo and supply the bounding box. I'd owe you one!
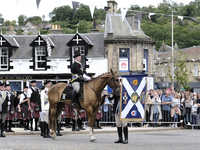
[16,0,19,5]
[148,13,156,19]
[121,8,127,22]
[104,6,111,12]
[191,17,199,23]
[178,16,184,21]
[72,1,79,16]
[36,0,41,9]
[46,39,52,56]
[89,4,95,19]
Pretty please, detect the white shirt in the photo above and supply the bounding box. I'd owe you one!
[40,87,50,111]
[19,92,27,104]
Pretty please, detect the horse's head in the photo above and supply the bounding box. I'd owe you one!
[107,69,121,97]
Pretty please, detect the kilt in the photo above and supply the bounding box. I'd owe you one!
[29,102,40,118]
[79,110,86,118]
[96,111,103,119]
[21,104,29,119]
[17,111,22,119]
[63,105,71,118]
[5,107,15,120]
[71,109,79,120]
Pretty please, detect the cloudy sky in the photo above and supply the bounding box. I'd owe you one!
[0,0,194,22]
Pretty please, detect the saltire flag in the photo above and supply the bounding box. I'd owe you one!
[120,74,147,121]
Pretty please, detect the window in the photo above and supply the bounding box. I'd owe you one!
[7,80,23,92]
[194,65,198,76]
[119,48,129,72]
[161,66,164,77]
[134,17,139,30]
[72,46,85,68]
[35,46,46,69]
[0,47,8,70]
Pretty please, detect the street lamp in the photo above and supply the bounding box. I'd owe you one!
[171,11,178,90]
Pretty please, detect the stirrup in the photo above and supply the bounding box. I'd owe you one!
[71,102,76,108]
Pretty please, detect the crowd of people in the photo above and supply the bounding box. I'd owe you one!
[143,85,200,128]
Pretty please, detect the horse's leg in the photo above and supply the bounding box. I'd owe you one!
[87,106,99,142]
[50,103,58,140]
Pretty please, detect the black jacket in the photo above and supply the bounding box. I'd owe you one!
[71,61,86,82]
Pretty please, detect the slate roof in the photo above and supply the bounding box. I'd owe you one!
[9,33,105,59]
[3,35,19,47]
[104,13,150,39]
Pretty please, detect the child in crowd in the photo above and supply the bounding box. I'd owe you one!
[191,101,198,126]
[171,93,181,127]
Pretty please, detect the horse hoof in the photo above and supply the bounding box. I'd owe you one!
[52,136,58,140]
[90,139,97,143]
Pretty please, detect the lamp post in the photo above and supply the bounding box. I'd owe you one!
[171,11,178,90]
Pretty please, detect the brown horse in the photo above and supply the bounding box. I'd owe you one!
[48,69,121,142]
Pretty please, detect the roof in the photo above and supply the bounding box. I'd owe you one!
[10,33,105,59]
[104,13,150,39]
[1,35,19,47]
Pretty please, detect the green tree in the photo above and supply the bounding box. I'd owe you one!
[4,20,11,26]
[167,51,191,91]
[73,4,92,22]
[16,28,23,35]
[49,5,73,22]
[0,13,4,24]
[18,15,27,26]
[26,16,42,25]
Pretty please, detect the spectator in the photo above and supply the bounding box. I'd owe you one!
[185,96,193,125]
[180,92,186,123]
[102,94,110,126]
[195,93,200,126]
[191,101,198,126]
[171,93,181,127]
[180,85,185,92]
[161,91,173,127]
[150,91,162,127]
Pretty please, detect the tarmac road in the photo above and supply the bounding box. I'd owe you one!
[0,129,199,150]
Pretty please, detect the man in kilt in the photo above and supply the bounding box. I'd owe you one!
[0,82,8,137]
[63,105,71,128]
[94,106,103,129]
[5,84,15,132]
[18,86,30,130]
[40,80,52,138]
[78,109,86,130]
[27,80,41,131]
[71,108,79,131]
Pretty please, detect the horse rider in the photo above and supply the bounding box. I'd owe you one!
[71,52,91,107]
[109,92,128,144]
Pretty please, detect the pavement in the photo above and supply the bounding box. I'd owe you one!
[4,125,184,136]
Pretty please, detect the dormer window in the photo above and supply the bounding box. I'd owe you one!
[0,47,8,70]
[35,46,46,69]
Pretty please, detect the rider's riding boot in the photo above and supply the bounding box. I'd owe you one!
[114,127,123,143]
[56,121,62,136]
[123,127,128,144]
[71,90,78,108]
[1,120,6,137]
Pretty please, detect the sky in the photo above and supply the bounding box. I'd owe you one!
[0,0,194,22]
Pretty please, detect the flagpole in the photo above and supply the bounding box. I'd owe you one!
[171,11,177,90]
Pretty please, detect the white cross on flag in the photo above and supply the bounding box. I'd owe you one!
[120,74,148,121]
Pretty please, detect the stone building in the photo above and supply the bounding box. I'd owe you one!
[105,0,156,75]
[154,42,200,92]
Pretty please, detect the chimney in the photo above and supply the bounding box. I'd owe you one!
[91,21,99,33]
[50,24,63,35]
[107,0,118,13]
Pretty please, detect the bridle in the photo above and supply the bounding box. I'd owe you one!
[107,75,121,94]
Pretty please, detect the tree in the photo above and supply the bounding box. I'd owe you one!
[4,20,11,26]
[18,15,27,26]
[167,51,191,91]
[0,13,4,24]
[26,16,42,25]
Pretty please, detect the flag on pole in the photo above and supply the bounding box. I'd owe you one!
[36,0,41,9]
[120,74,148,121]
[89,4,95,19]
[72,1,79,16]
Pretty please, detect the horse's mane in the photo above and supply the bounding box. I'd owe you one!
[91,71,117,80]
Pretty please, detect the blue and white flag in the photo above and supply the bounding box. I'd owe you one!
[120,74,147,121]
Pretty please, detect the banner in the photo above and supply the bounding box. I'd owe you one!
[72,1,79,15]
[36,0,41,9]
[121,8,127,22]
[120,74,148,121]
[89,4,95,19]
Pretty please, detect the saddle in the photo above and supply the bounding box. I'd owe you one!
[60,81,84,102]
